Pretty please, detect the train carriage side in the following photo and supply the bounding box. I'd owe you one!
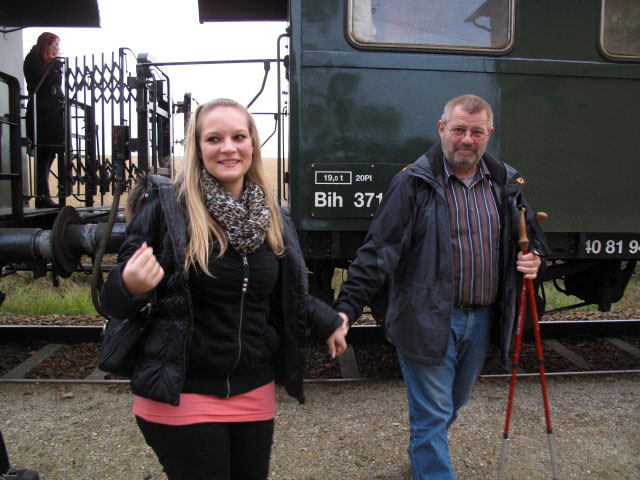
[288,0,640,310]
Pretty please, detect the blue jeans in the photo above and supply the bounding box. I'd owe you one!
[397,306,491,480]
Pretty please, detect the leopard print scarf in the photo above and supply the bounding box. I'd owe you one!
[199,166,270,255]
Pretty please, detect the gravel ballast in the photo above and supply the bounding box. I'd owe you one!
[1,375,638,479]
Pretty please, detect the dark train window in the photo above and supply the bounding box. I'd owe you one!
[348,0,514,53]
[600,0,640,60]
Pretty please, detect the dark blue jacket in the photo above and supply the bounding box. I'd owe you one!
[101,175,341,405]
[334,143,548,366]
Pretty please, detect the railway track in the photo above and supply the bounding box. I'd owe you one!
[1,321,639,384]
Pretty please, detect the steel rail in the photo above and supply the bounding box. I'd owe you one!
[479,369,640,379]
[1,370,639,386]
[0,325,104,342]
[1,320,640,342]
[538,319,640,337]
[347,320,640,339]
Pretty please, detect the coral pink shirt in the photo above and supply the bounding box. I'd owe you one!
[132,381,276,425]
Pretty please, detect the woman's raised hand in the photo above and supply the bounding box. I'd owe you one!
[121,242,164,296]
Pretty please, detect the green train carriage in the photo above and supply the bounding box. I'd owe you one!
[278,0,640,311]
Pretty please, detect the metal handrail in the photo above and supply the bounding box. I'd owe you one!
[0,70,24,226]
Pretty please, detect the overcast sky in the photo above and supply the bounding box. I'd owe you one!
[23,0,288,156]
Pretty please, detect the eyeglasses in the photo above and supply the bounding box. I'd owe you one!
[443,123,490,140]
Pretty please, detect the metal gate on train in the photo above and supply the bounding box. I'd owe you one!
[62,49,174,208]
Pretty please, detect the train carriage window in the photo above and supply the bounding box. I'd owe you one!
[348,0,514,53]
[601,0,640,60]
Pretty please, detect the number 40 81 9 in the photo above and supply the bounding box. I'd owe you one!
[584,239,640,255]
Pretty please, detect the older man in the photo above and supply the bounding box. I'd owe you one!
[335,94,548,479]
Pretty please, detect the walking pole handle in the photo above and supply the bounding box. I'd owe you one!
[517,208,548,252]
[517,207,529,252]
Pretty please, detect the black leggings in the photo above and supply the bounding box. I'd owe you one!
[136,416,274,480]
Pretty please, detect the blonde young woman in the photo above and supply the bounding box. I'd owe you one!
[101,98,348,480]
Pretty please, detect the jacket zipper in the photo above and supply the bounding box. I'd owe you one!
[226,254,249,397]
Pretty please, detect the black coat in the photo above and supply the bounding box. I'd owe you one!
[101,175,341,406]
[335,143,549,366]
[23,47,64,147]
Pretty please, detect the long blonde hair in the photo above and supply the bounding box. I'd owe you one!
[176,98,285,275]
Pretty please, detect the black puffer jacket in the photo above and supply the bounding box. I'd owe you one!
[101,175,341,406]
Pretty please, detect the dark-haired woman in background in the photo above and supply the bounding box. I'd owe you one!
[23,32,64,208]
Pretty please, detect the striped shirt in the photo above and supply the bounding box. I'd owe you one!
[443,158,501,307]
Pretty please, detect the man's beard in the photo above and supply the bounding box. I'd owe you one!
[447,147,482,171]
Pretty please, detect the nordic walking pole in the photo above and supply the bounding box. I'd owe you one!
[498,208,558,479]
[524,211,559,480]
[497,209,531,479]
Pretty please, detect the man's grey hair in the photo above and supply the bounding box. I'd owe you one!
[441,94,494,130]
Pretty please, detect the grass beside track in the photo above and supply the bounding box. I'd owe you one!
[542,264,639,313]
[0,271,98,316]
[1,264,638,317]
